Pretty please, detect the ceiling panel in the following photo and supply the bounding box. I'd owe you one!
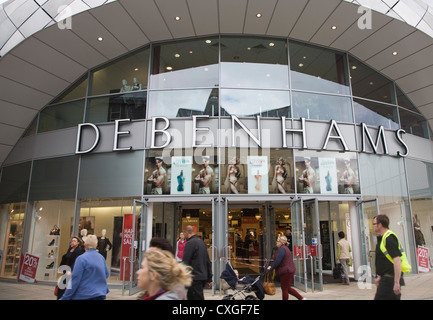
[289,0,341,41]
[243,0,277,35]
[0,124,23,146]
[407,84,433,106]
[311,2,364,47]
[68,10,127,60]
[219,0,248,34]
[0,76,52,109]
[155,0,195,39]
[365,30,433,72]
[0,54,69,96]
[331,11,391,51]
[349,20,414,61]
[9,36,88,82]
[119,0,172,42]
[187,0,219,36]
[395,65,433,94]
[90,1,149,50]
[266,0,308,37]
[418,103,433,119]
[0,101,37,129]
[381,44,433,80]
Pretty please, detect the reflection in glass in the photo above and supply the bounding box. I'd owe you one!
[150,37,219,89]
[289,41,349,95]
[220,36,289,89]
[38,99,85,133]
[396,86,418,112]
[90,48,149,96]
[221,89,290,117]
[148,89,218,118]
[86,91,146,123]
[349,56,395,104]
[353,98,398,129]
[292,91,352,122]
[399,108,429,139]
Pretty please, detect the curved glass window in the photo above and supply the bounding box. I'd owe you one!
[290,41,349,95]
[86,91,146,123]
[150,37,219,89]
[148,89,218,118]
[53,75,88,104]
[292,91,352,123]
[220,36,289,89]
[90,48,149,96]
[349,56,395,104]
[353,98,399,129]
[221,89,290,118]
[38,99,85,133]
[399,108,429,138]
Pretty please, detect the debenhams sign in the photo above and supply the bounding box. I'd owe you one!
[75,116,409,157]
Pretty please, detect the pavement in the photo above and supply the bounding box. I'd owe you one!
[0,271,432,301]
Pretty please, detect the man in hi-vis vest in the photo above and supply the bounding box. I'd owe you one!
[373,214,411,300]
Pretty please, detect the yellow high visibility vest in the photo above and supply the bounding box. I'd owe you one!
[379,230,411,274]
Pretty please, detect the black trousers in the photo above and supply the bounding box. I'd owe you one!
[187,280,207,300]
[374,276,402,300]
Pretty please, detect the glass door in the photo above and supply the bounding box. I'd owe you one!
[291,198,322,292]
[128,199,148,295]
[357,199,379,279]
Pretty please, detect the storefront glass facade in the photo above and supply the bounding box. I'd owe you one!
[0,35,432,289]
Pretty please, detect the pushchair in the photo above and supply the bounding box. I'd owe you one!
[220,262,265,300]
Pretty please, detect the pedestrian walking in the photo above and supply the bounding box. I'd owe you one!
[336,231,351,285]
[373,214,411,300]
[267,235,305,300]
[136,249,192,300]
[175,232,186,262]
[60,235,110,300]
[182,225,213,300]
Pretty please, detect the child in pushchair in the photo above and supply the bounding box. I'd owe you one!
[220,262,265,300]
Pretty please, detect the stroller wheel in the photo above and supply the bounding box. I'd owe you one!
[222,294,235,300]
[245,295,258,300]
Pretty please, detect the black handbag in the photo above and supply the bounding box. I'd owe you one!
[333,263,344,279]
[49,225,60,235]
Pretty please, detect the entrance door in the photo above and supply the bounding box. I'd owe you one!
[357,199,379,278]
[291,198,323,292]
[127,199,149,295]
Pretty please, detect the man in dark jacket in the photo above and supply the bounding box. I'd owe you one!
[182,225,213,300]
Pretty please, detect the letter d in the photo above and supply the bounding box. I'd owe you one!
[75,123,100,154]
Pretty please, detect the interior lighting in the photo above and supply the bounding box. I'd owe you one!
[269,42,275,47]
[331,25,337,30]
[166,66,173,70]
[175,16,181,21]
[392,51,398,56]
[256,13,262,18]
[174,53,180,58]
[97,36,103,41]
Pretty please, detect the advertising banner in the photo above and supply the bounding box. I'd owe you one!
[18,253,39,283]
[318,157,338,194]
[247,156,268,194]
[171,156,192,194]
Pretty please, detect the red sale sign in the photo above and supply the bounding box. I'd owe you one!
[18,253,39,283]
[120,214,136,281]
[417,246,430,273]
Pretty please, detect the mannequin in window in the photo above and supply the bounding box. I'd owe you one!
[120,79,132,92]
[132,77,142,91]
[97,229,112,260]
[80,229,88,243]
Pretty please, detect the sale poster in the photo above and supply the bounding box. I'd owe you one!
[18,253,39,283]
[417,246,430,273]
[120,214,136,281]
